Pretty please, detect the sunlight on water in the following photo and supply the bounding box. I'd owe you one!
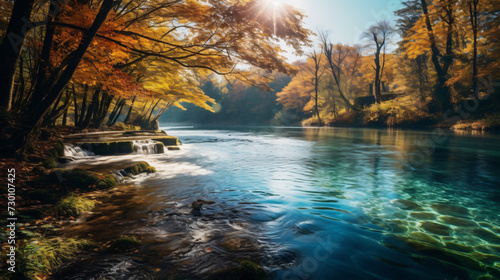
[57,127,500,280]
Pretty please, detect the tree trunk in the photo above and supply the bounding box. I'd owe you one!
[469,0,479,100]
[124,96,136,124]
[0,0,35,112]
[420,0,451,111]
[374,44,382,104]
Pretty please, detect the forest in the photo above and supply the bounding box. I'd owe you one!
[165,0,500,128]
[0,0,311,157]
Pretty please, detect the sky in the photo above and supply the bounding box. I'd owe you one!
[278,0,404,61]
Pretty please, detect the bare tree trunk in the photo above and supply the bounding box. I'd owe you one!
[0,0,35,112]
[420,0,452,111]
[124,96,136,124]
[469,0,479,100]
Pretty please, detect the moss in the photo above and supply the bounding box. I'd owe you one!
[146,166,156,173]
[41,140,65,169]
[53,140,65,157]
[124,161,151,175]
[108,235,141,252]
[15,236,97,279]
[54,193,96,217]
[101,173,118,188]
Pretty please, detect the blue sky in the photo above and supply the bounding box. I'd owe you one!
[281,0,404,60]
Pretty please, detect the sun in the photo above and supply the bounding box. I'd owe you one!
[272,0,282,6]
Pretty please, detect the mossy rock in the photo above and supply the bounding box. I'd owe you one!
[100,174,118,188]
[155,142,165,153]
[146,166,156,173]
[153,136,180,146]
[53,140,65,157]
[109,236,141,252]
[124,161,151,175]
[54,193,95,217]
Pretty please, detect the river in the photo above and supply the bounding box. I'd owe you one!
[56,126,500,280]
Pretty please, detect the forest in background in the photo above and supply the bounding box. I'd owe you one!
[164,0,500,128]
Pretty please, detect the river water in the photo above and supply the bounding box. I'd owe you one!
[56,126,500,280]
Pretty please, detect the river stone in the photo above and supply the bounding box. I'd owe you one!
[445,242,474,253]
[419,221,452,236]
[391,199,423,211]
[410,212,436,220]
[409,232,442,245]
[431,204,470,217]
[472,228,500,244]
[220,236,259,252]
[438,216,477,227]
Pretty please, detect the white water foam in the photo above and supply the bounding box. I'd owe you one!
[64,144,95,158]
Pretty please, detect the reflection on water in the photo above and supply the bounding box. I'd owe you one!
[56,127,500,280]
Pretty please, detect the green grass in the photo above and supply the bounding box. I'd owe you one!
[13,235,97,279]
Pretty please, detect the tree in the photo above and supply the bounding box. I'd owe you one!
[0,0,35,111]
[468,0,479,100]
[320,33,359,111]
[362,20,393,104]
[303,49,326,124]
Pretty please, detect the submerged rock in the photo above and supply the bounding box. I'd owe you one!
[190,199,216,215]
[390,199,423,211]
[444,242,474,253]
[431,204,470,217]
[419,221,452,236]
[109,235,141,252]
[410,212,436,220]
[438,216,477,227]
[472,228,500,244]
[208,260,266,280]
[408,232,442,245]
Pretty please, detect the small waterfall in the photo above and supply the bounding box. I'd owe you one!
[110,170,129,182]
[133,140,162,154]
[64,144,95,157]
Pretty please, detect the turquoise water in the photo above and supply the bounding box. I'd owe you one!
[58,127,500,280]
